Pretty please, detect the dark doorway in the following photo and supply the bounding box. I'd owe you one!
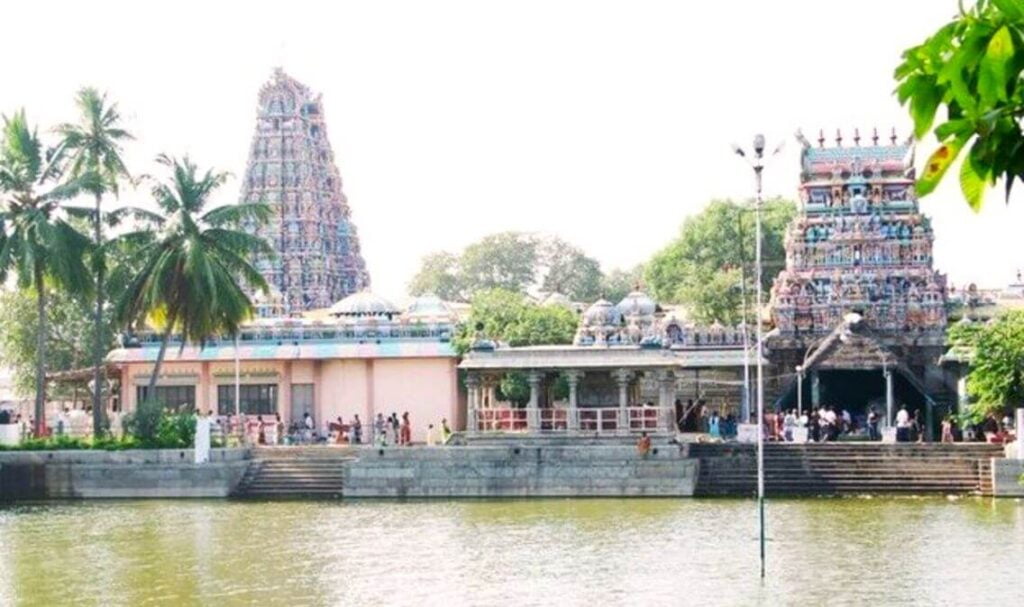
[778,369,927,420]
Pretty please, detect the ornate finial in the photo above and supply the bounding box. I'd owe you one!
[818,129,826,148]
[872,127,879,146]
[890,127,897,145]
[835,129,843,147]
[853,128,861,146]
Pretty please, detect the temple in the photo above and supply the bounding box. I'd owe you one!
[239,68,370,314]
[107,293,460,443]
[460,290,756,437]
[766,128,950,424]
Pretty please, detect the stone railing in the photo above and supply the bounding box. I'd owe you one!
[469,406,672,435]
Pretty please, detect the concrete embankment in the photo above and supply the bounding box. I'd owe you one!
[339,445,697,498]
[993,459,1024,497]
[0,448,250,500]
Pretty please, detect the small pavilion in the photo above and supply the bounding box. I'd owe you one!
[459,290,758,437]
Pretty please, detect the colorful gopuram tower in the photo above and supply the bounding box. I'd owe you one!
[239,68,370,314]
[766,128,949,412]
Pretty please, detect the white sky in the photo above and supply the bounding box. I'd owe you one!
[2,0,1022,301]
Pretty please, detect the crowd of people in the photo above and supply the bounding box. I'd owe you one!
[225,410,455,447]
[678,398,1018,445]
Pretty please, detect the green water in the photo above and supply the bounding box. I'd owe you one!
[1,498,1021,606]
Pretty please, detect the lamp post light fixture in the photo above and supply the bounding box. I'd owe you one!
[732,133,782,580]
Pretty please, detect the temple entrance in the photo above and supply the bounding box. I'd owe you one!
[778,368,928,426]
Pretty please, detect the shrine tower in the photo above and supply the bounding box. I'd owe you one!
[239,68,370,313]
[766,128,950,418]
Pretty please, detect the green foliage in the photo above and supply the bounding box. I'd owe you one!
[408,232,608,302]
[112,155,272,396]
[600,264,645,303]
[539,238,603,302]
[453,288,577,355]
[644,198,795,324]
[895,0,1024,210]
[155,411,196,449]
[0,435,140,451]
[125,399,164,445]
[407,251,462,301]
[964,310,1024,420]
[0,110,94,433]
[0,288,107,397]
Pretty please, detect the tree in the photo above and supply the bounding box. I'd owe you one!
[454,288,577,405]
[112,154,273,402]
[453,288,577,354]
[538,237,603,301]
[458,232,538,295]
[960,311,1024,420]
[895,0,1024,210]
[407,251,462,301]
[644,198,795,324]
[0,288,103,399]
[0,111,93,434]
[56,87,133,435]
[600,264,645,303]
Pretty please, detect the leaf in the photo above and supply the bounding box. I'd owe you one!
[909,78,942,138]
[959,148,987,212]
[917,136,969,196]
[992,0,1024,20]
[979,25,1015,105]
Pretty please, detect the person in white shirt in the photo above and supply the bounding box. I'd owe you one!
[426,424,438,447]
[895,405,910,442]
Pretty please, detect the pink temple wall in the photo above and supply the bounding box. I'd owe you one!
[115,356,461,442]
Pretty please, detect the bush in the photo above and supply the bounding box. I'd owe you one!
[155,412,196,449]
[125,399,164,445]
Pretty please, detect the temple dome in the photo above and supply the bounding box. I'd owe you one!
[582,299,621,327]
[404,294,454,322]
[329,290,400,317]
[617,290,657,317]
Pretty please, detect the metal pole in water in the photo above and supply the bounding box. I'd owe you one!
[754,156,766,580]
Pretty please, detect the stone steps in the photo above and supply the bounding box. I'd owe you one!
[693,443,1003,496]
[232,455,351,498]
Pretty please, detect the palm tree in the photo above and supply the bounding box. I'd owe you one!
[113,154,272,400]
[56,88,133,436]
[0,111,93,435]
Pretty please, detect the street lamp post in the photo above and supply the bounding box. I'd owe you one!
[733,133,781,580]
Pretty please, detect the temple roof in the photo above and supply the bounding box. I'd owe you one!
[329,291,400,317]
[460,344,761,370]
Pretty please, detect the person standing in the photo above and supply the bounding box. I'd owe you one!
[895,405,910,442]
[867,408,880,441]
[441,418,452,444]
[352,414,362,445]
[941,416,954,443]
[400,412,412,445]
[390,412,400,445]
[194,410,212,464]
[708,411,721,440]
[374,413,386,444]
[303,411,314,444]
[426,424,438,446]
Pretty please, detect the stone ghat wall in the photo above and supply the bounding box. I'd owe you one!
[342,445,697,498]
[0,448,250,500]
[993,459,1024,497]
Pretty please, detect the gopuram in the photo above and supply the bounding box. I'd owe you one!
[766,128,950,426]
[238,68,370,314]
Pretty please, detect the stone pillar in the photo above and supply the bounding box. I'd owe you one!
[281,361,292,425]
[199,362,211,414]
[615,370,631,432]
[527,371,542,431]
[884,368,894,428]
[796,367,804,417]
[565,370,582,431]
[465,373,480,433]
[811,370,821,410]
[956,372,968,416]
